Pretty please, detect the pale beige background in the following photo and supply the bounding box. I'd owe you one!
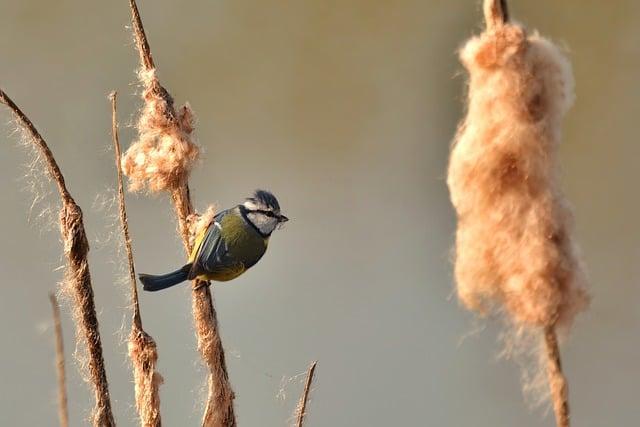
[0,1,638,426]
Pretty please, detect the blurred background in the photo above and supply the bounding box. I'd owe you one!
[0,1,638,426]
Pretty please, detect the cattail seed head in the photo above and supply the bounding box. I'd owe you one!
[128,327,163,427]
[122,69,200,193]
[447,20,589,330]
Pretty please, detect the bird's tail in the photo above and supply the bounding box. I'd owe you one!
[139,264,192,292]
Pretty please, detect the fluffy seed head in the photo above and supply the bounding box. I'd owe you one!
[447,22,589,330]
[122,69,200,193]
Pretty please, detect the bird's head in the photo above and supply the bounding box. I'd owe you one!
[241,189,288,236]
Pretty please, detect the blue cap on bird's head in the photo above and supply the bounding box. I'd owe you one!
[251,189,280,211]
[243,189,289,224]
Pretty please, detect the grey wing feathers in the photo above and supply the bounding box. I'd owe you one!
[188,210,228,280]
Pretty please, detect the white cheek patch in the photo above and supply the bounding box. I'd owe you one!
[247,212,278,235]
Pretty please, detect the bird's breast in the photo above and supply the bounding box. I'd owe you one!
[221,213,269,269]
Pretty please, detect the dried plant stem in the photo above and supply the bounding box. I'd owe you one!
[0,90,71,202]
[544,326,570,427]
[111,92,163,427]
[49,293,69,427]
[170,184,194,249]
[484,0,509,29]
[111,92,142,330]
[0,89,115,426]
[127,1,236,425]
[172,185,235,426]
[295,361,318,427]
[129,0,155,71]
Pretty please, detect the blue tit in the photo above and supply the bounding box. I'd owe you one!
[139,190,288,292]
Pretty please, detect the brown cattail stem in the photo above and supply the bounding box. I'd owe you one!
[544,326,570,427]
[0,89,115,426]
[49,293,69,427]
[295,361,318,427]
[129,0,155,70]
[170,185,235,426]
[111,92,163,427]
[111,92,142,330]
[126,1,236,425]
[483,0,509,29]
[170,184,194,250]
[0,90,71,203]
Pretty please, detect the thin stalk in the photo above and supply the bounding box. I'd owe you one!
[295,361,318,427]
[484,0,509,29]
[49,293,69,427]
[111,91,163,427]
[110,92,142,330]
[544,326,570,427]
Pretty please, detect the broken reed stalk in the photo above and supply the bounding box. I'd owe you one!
[125,1,236,425]
[294,361,317,427]
[0,89,115,426]
[49,293,69,427]
[446,1,590,426]
[110,92,163,427]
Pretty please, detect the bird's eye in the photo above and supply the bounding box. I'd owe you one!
[252,209,277,218]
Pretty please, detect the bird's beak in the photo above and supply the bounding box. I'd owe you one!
[278,215,289,223]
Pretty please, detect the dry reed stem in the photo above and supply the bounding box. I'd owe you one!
[447,1,588,425]
[111,92,163,427]
[0,89,115,426]
[294,361,317,427]
[483,0,509,29]
[125,1,236,425]
[544,326,569,427]
[49,293,69,427]
[111,92,142,330]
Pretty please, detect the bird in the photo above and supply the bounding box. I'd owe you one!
[139,189,288,292]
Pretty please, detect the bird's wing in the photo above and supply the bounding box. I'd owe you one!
[188,211,229,280]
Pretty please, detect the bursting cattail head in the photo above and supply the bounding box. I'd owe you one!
[122,69,200,193]
[447,17,589,330]
[128,328,163,426]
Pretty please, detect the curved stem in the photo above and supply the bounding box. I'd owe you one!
[2,87,115,427]
[0,89,72,203]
